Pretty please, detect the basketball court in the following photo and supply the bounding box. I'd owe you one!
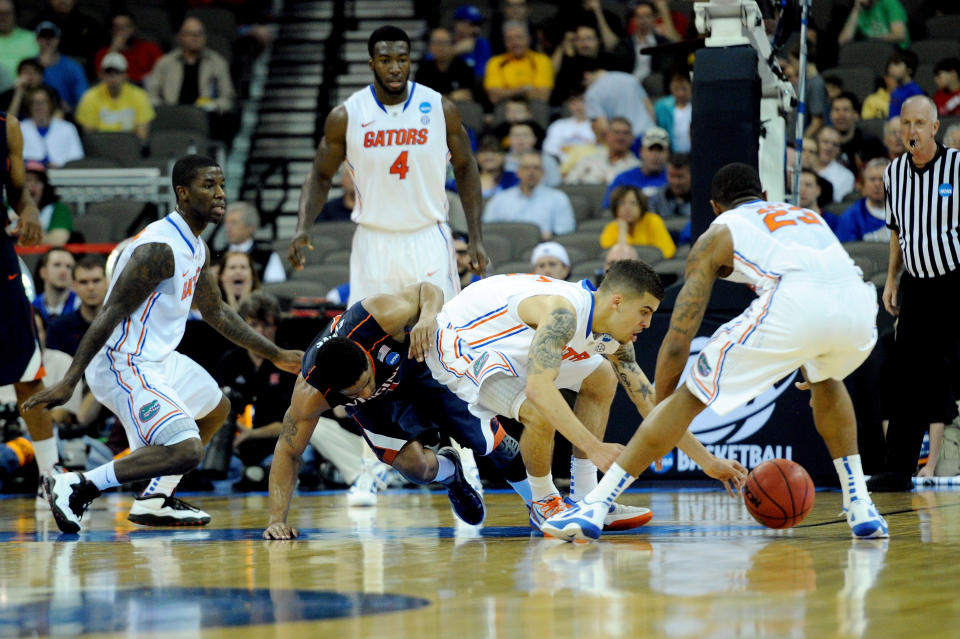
[2,486,959,638]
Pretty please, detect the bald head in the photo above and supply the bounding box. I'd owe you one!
[900,95,940,163]
[902,95,938,122]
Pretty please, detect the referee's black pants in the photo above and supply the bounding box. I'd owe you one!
[883,269,960,475]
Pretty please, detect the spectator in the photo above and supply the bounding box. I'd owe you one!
[883,116,905,157]
[544,0,624,57]
[886,49,924,119]
[550,24,624,106]
[599,184,675,258]
[316,164,355,222]
[933,57,960,117]
[476,135,510,199]
[654,67,691,152]
[563,116,639,185]
[602,126,669,206]
[483,150,575,240]
[835,157,891,243]
[798,168,839,232]
[145,17,236,115]
[584,64,655,141]
[32,246,78,324]
[529,241,570,280]
[75,52,154,142]
[45,255,107,356]
[452,5,492,80]
[93,12,163,86]
[29,0,107,71]
[214,202,286,283]
[862,72,894,120]
[814,126,856,201]
[625,1,672,82]
[784,43,827,139]
[490,95,544,145]
[648,152,691,218]
[21,85,83,167]
[542,91,596,164]
[214,291,295,489]
[0,0,38,80]
[823,74,844,104]
[483,20,554,105]
[595,242,640,286]
[838,0,909,49]
[454,231,482,287]
[35,21,87,112]
[503,121,561,187]
[0,58,45,120]
[23,161,72,246]
[944,123,960,150]
[415,27,476,103]
[218,251,261,312]
[831,91,886,172]
[490,0,536,55]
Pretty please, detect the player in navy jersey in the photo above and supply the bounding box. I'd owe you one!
[262,282,532,540]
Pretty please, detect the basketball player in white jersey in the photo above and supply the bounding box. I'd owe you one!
[24,155,303,534]
[287,25,489,506]
[426,262,746,531]
[543,163,889,541]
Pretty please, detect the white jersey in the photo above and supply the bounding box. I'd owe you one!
[712,199,860,294]
[430,274,618,404]
[343,82,449,231]
[101,212,206,363]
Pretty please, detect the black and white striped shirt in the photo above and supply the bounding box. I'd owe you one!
[885,145,960,278]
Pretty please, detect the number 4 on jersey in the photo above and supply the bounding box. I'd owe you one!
[390,151,409,179]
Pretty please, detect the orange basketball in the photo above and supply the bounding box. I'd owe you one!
[743,459,815,529]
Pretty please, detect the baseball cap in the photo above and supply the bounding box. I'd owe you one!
[35,21,61,38]
[530,241,570,267]
[454,5,484,24]
[101,52,128,73]
[25,160,46,174]
[641,126,670,149]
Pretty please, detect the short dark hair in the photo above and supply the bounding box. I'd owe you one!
[39,246,74,269]
[831,91,861,113]
[17,57,43,75]
[238,290,281,325]
[934,57,960,76]
[110,11,136,24]
[73,254,106,276]
[309,336,369,394]
[668,152,690,169]
[887,49,918,77]
[710,163,762,206]
[608,185,648,218]
[172,154,218,191]
[451,230,469,243]
[598,259,664,300]
[368,26,410,57]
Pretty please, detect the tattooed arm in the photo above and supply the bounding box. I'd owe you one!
[607,341,656,416]
[23,243,175,410]
[654,224,734,403]
[264,376,330,539]
[194,239,303,374]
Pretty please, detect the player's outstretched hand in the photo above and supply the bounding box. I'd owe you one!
[263,521,299,540]
[273,349,304,375]
[408,316,436,362]
[21,381,75,412]
[287,231,314,270]
[588,441,625,473]
[702,456,748,497]
[469,240,490,278]
[14,206,43,247]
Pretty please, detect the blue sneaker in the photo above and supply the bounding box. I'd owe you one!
[563,496,653,531]
[529,494,568,531]
[845,499,889,539]
[437,446,486,526]
[540,499,607,542]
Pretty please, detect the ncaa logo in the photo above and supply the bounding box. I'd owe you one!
[385,352,400,365]
[419,101,431,114]
[939,183,953,197]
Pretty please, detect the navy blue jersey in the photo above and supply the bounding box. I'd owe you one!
[301,302,409,407]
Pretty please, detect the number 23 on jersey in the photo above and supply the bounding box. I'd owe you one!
[757,205,822,232]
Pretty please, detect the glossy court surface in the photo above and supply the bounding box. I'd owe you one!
[2,487,959,639]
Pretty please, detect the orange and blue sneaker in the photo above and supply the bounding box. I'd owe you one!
[529,493,569,531]
[541,498,608,542]
[564,496,653,531]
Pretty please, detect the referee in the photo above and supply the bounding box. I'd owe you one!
[869,95,960,492]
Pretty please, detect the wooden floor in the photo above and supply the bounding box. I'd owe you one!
[2,487,960,639]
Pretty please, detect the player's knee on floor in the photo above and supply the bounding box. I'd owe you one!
[392,441,438,484]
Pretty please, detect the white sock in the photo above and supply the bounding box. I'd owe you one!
[527,472,558,502]
[569,457,598,502]
[86,461,119,491]
[433,454,456,484]
[141,475,182,498]
[32,436,59,475]
[834,455,870,510]
[586,463,634,506]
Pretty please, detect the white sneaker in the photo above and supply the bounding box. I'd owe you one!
[127,494,211,526]
[346,461,391,507]
[458,448,484,496]
[844,498,889,539]
[540,498,607,542]
[564,496,653,531]
[44,472,99,534]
